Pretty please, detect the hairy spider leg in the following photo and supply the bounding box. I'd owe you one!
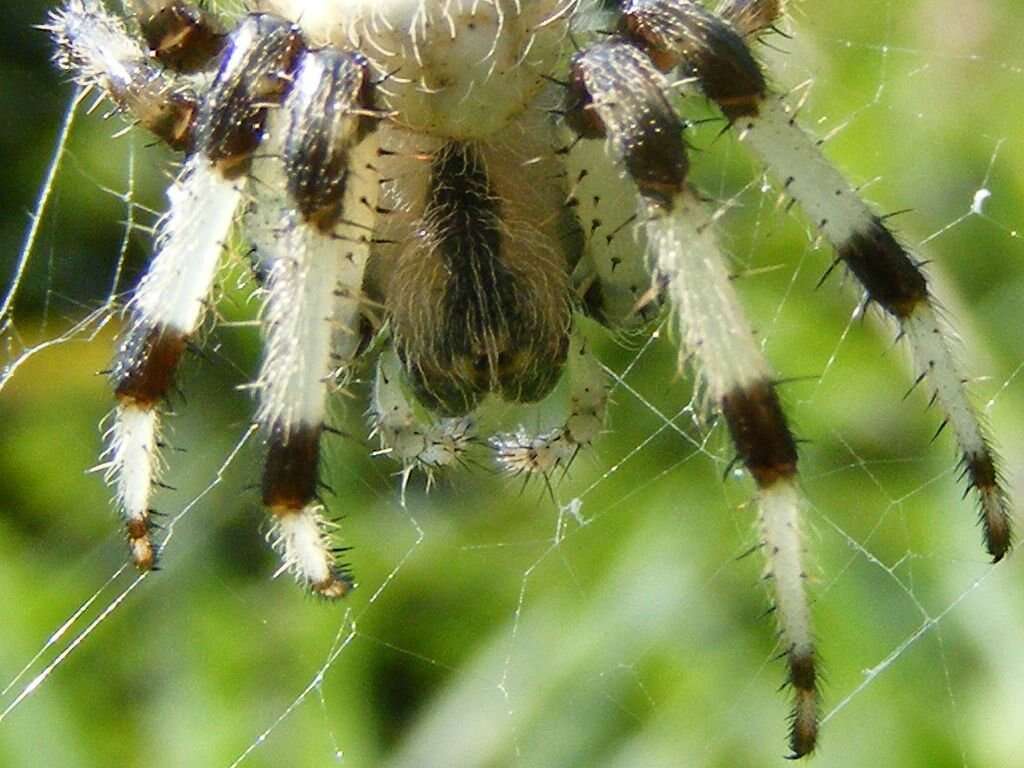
[53,9,305,570]
[492,330,610,476]
[128,0,225,72]
[47,0,198,150]
[567,40,819,757]
[253,49,381,598]
[620,0,1012,561]
[716,0,784,38]
[565,137,663,329]
[107,162,242,570]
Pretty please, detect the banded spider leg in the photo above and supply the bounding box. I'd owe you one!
[620,0,1012,560]
[252,50,381,597]
[566,39,819,756]
[52,3,304,570]
[50,1,384,594]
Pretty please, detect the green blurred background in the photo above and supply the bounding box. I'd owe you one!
[2,1,1023,766]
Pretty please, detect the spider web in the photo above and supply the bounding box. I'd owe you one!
[2,1,1023,765]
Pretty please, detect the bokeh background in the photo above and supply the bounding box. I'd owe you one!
[2,1,1024,766]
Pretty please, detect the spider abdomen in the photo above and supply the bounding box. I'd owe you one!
[262,0,571,138]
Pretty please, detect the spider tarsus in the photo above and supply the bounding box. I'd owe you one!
[785,649,820,759]
[963,450,1013,562]
[311,572,355,600]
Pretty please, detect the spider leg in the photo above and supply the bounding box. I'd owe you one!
[564,137,662,329]
[47,0,198,150]
[619,0,1013,560]
[127,0,225,72]
[492,330,608,477]
[253,49,381,598]
[566,39,818,757]
[103,15,303,570]
[715,0,784,38]
[370,347,475,482]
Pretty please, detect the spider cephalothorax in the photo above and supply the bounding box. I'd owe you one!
[48,0,1012,756]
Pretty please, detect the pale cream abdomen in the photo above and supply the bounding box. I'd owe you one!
[262,0,572,138]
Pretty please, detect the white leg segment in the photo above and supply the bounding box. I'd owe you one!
[759,480,817,754]
[256,211,353,434]
[904,306,1012,556]
[103,406,160,568]
[564,136,657,328]
[271,508,346,597]
[741,96,867,247]
[760,482,812,655]
[133,161,243,332]
[648,190,768,396]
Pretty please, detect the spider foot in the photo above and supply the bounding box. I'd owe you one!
[785,646,819,759]
[492,332,608,478]
[271,506,354,599]
[126,516,158,571]
[47,0,199,150]
[371,349,477,477]
[491,427,577,477]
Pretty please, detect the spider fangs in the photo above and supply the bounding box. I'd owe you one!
[48,0,1012,756]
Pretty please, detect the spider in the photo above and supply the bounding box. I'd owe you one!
[46,0,1012,757]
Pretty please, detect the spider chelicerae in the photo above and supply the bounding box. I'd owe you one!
[46,0,1012,756]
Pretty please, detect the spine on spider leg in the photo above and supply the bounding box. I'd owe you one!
[256,50,381,598]
[492,332,609,477]
[106,15,305,570]
[566,39,818,757]
[47,0,198,150]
